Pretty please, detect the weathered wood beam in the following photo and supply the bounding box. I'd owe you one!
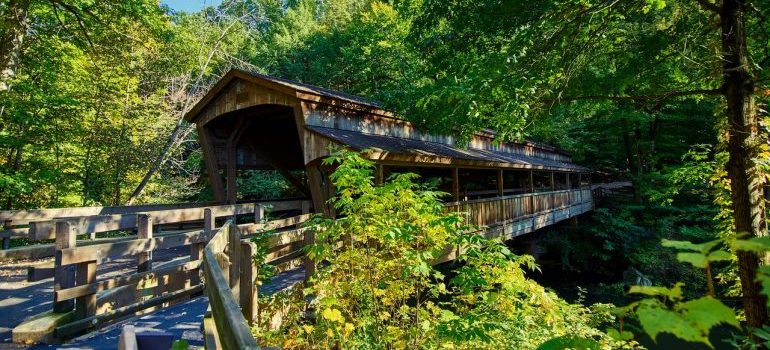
[198,126,226,203]
[247,141,311,197]
[452,168,460,202]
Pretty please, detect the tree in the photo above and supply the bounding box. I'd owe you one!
[406,0,770,332]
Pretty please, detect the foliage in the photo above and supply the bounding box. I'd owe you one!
[627,283,739,347]
[255,150,626,349]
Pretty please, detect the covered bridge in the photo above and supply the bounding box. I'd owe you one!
[185,69,593,231]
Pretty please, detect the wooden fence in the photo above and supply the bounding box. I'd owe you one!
[203,214,311,350]
[5,199,310,343]
[0,199,308,249]
[445,187,593,228]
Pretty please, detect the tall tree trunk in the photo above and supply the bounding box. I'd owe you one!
[721,0,769,333]
[0,0,30,92]
[621,119,643,203]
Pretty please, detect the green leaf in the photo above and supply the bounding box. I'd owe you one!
[676,252,708,268]
[629,283,683,300]
[606,328,634,341]
[679,296,739,330]
[636,300,709,346]
[662,239,720,254]
[732,237,770,253]
[537,336,600,350]
[171,340,189,350]
[705,250,732,263]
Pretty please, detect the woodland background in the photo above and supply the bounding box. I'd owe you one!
[1,0,769,348]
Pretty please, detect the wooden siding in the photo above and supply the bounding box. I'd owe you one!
[196,79,297,127]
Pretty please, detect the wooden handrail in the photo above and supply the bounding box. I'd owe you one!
[203,220,261,350]
[26,200,311,241]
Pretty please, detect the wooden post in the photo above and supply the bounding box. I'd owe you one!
[301,200,311,215]
[228,222,240,298]
[374,164,384,185]
[189,209,210,292]
[452,168,460,202]
[240,241,258,325]
[75,260,97,322]
[529,171,535,215]
[2,220,10,249]
[198,126,225,203]
[497,169,504,197]
[137,214,152,273]
[226,146,237,205]
[204,208,214,234]
[550,172,556,212]
[254,203,265,224]
[54,221,76,313]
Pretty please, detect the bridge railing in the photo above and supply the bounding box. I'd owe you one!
[203,213,312,350]
[0,199,310,260]
[445,186,593,228]
[9,199,311,344]
[0,199,308,249]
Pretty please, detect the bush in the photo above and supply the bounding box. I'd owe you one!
[255,150,632,349]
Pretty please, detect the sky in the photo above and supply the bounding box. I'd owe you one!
[162,0,222,12]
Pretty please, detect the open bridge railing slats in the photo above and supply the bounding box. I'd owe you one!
[0,199,309,247]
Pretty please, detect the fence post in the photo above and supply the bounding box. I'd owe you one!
[228,221,241,299]
[189,209,211,293]
[54,221,76,313]
[240,241,258,325]
[2,220,10,249]
[137,214,152,273]
[254,204,264,224]
[75,260,97,322]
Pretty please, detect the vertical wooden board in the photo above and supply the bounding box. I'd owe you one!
[75,261,97,321]
[137,214,152,273]
[228,223,241,298]
[239,242,258,325]
[54,221,76,313]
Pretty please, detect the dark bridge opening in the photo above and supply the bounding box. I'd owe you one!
[202,104,308,204]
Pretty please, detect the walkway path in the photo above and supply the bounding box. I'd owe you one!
[0,248,305,350]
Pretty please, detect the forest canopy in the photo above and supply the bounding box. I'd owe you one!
[1,0,770,349]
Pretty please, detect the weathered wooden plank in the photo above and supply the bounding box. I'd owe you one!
[56,284,204,339]
[0,202,221,226]
[75,261,97,322]
[118,325,139,350]
[238,214,312,236]
[137,214,152,273]
[54,221,76,313]
[4,199,310,234]
[203,243,260,349]
[55,260,201,301]
[28,201,309,241]
[59,230,206,266]
[239,242,258,325]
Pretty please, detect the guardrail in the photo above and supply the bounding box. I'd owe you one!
[202,215,311,350]
[0,199,309,248]
[445,187,593,227]
[0,199,311,260]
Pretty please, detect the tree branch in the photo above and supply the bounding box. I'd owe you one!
[554,88,723,104]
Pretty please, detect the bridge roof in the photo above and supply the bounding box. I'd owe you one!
[306,126,589,171]
[186,69,589,173]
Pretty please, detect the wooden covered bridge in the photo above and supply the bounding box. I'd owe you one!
[2,70,595,349]
[188,69,593,228]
